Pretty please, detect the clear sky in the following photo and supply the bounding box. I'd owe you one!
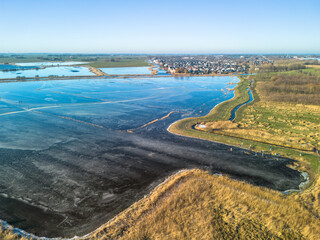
[0,0,319,54]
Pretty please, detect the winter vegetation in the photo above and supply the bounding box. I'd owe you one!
[85,169,320,240]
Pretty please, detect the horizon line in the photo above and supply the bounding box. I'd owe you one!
[0,52,319,55]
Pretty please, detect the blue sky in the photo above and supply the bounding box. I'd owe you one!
[0,0,319,53]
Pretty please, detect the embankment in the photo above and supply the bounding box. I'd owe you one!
[83,169,320,240]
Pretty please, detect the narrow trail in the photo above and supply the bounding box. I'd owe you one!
[0,96,157,117]
[127,111,176,133]
[35,111,107,130]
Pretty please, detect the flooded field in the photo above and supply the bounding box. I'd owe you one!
[0,66,95,79]
[0,64,38,71]
[15,62,88,67]
[0,76,301,237]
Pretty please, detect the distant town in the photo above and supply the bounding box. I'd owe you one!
[149,55,320,75]
[149,55,274,75]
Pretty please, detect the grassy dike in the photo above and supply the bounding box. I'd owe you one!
[85,169,320,240]
[168,76,258,148]
[169,74,319,178]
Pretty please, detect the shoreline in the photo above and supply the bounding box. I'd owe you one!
[0,165,307,240]
[0,74,311,239]
[0,74,240,85]
[0,68,249,83]
[167,75,315,186]
[77,169,189,240]
[0,169,190,240]
[78,168,313,239]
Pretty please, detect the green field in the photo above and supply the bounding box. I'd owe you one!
[0,54,149,68]
[86,58,148,68]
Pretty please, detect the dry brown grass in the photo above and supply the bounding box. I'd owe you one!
[238,102,320,150]
[148,66,158,75]
[197,114,318,152]
[0,227,29,240]
[196,120,239,130]
[306,65,320,69]
[257,72,320,105]
[87,66,108,76]
[84,169,320,240]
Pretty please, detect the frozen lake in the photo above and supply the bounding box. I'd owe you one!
[0,76,301,237]
[0,66,95,79]
[15,61,88,67]
[0,64,38,71]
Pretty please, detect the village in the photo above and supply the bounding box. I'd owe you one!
[149,55,272,75]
